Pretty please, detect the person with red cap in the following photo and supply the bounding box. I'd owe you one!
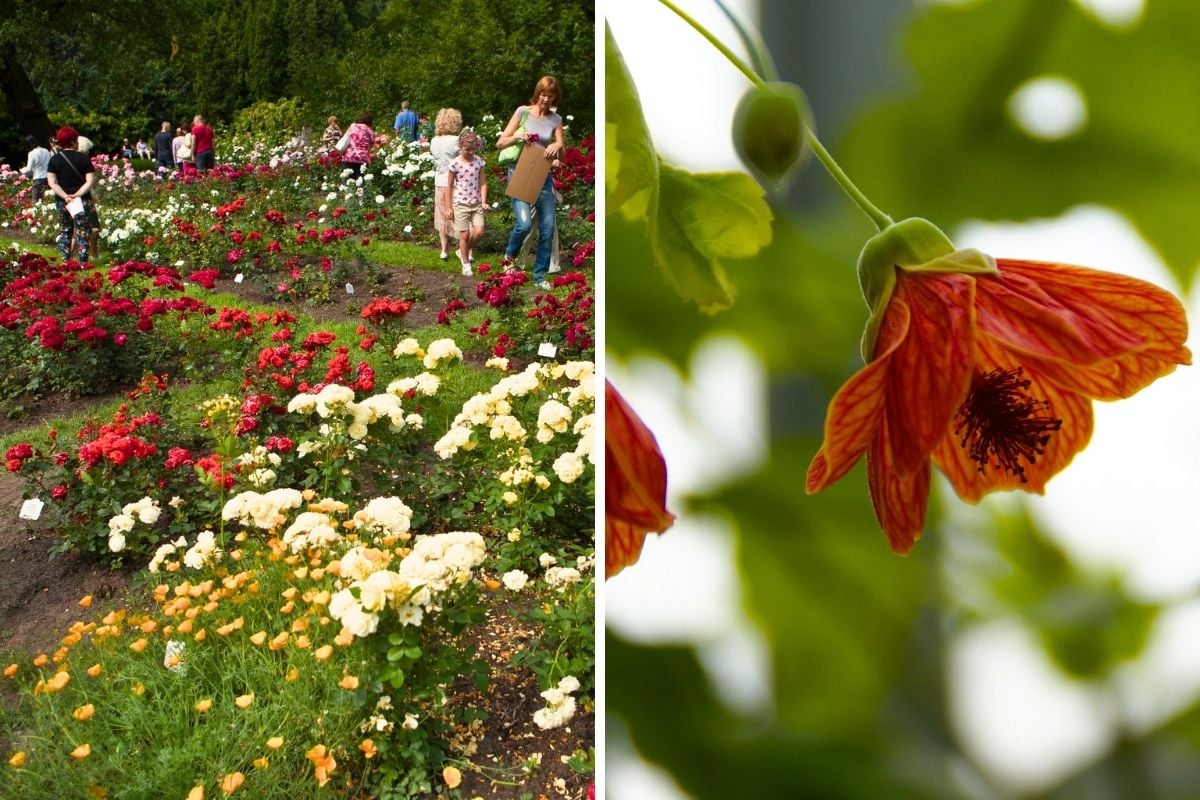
[45,125,98,263]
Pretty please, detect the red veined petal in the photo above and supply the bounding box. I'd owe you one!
[932,336,1094,502]
[986,260,1191,369]
[867,414,930,554]
[806,298,910,494]
[606,517,652,579]
[1019,346,1186,401]
[882,272,976,477]
[605,380,675,578]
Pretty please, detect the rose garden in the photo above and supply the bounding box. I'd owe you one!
[0,119,595,798]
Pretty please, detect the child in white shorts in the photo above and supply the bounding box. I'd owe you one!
[445,131,489,276]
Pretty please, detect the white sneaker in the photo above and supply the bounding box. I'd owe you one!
[439,251,449,261]
[461,264,473,276]
[536,280,551,290]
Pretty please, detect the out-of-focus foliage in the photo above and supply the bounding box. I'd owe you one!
[607,1,1200,798]
[0,0,594,159]
[841,0,1200,289]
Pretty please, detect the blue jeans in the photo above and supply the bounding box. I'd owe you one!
[505,172,556,283]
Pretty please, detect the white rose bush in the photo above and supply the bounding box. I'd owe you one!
[2,332,594,796]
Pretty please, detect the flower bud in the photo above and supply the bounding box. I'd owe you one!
[733,81,811,191]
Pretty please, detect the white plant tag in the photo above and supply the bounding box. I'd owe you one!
[234,273,244,284]
[537,342,558,359]
[345,283,355,295]
[19,498,44,521]
[403,224,413,234]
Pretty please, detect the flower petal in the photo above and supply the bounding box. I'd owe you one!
[882,272,975,477]
[807,298,910,493]
[932,336,1094,502]
[866,415,930,554]
[605,381,675,577]
[977,260,1190,395]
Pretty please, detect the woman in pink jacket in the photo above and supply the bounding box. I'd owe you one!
[341,112,377,179]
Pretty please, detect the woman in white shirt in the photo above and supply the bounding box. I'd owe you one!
[429,108,463,261]
[20,135,51,201]
[495,75,565,290]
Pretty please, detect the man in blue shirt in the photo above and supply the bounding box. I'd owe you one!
[393,100,419,142]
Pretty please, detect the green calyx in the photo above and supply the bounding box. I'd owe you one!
[856,217,998,360]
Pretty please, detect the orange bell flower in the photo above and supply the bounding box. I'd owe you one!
[807,218,1191,553]
[605,380,676,578]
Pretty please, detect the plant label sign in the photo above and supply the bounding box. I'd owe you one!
[234,273,244,284]
[345,283,355,295]
[537,342,558,359]
[403,224,413,234]
[19,498,44,521]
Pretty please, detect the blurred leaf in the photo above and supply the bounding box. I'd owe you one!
[948,507,1161,680]
[607,633,947,799]
[605,25,658,217]
[649,165,773,312]
[696,444,932,734]
[607,208,868,376]
[841,0,1200,288]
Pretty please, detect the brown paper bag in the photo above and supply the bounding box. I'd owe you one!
[504,142,552,204]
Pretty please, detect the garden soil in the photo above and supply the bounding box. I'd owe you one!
[0,256,593,799]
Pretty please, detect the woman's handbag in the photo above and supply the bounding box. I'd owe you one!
[335,131,351,153]
[497,110,529,165]
[178,135,193,160]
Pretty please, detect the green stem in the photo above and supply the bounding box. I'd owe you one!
[656,0,764,89]
[805,128,893,230]
[655,0,894,231]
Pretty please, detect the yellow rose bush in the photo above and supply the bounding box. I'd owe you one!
[0,336,594,797]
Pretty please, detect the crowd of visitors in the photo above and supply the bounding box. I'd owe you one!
[19,74,571,277]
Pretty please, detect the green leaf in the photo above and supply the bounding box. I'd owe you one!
[697,444,930,734]
[608,633,942,799]
[649,164,774,313]
[841,0,1200,287]
[605,25,659,218]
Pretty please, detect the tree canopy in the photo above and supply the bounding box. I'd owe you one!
[0,0,594,159]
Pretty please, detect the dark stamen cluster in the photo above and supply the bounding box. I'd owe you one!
[954,367,1062,482]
